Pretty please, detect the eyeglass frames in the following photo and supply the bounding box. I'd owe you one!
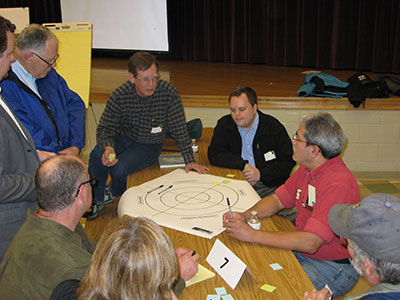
[292,133,308,144]
[32,52,59,67]
[75,177,97,197]
[135,74,161,83]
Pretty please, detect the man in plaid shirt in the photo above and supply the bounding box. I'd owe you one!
[87,52,208,219]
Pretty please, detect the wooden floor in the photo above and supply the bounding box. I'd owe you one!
[90,57,383,104]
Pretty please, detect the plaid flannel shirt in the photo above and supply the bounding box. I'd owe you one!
[96,79,195,164]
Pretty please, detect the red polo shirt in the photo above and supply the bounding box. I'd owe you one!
[275,156,360,260]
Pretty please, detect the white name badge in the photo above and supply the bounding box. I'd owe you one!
[206,239,256,289]
[151,126,162,134]
[264,150,276,162]
[308,184,316,206]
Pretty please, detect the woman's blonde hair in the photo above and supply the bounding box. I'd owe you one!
[76,216,178,300]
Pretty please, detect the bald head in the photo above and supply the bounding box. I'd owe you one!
[36,156,88,212]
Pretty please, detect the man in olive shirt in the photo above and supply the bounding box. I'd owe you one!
[0,156,198,299]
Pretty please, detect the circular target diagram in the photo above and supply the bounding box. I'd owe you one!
[145,182,239,217]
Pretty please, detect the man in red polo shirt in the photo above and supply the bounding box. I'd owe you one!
[223,112,360,298]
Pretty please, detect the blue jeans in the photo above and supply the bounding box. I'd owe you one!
[88,134,162,204]
[294,252,359,298]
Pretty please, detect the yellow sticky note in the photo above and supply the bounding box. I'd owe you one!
[226,174,235,178]
[212,182,219,186]
[260,284,276,293]
[222,180,230,184]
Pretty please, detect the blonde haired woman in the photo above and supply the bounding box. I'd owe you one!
[76,216,179,300]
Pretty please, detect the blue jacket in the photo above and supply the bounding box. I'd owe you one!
[0,68,85,153]
[297,73,348,98]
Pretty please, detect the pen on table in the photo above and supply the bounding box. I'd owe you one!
[158,184,173,195]
[227,197,233,218]
[147,184,164,194]
[192,226,213,234]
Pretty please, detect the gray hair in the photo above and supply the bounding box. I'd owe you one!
[351,241,400,285]
[36,156,87,211]
[16,24,58,51]
[300,112,346,159]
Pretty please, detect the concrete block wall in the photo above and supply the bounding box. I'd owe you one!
[185,107,400,173]
[83,104,400,174]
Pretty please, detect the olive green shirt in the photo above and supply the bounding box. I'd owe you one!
[0,207,96,300]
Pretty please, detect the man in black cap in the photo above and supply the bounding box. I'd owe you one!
[303,193,400,300]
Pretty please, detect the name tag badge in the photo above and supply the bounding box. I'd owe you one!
[264,150,276,162]
[296,188,302,200]
[308,184,316,206]
[151,126,162,134]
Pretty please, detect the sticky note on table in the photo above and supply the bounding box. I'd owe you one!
[222,295,235,300]
[108,153,115,162]
[222,180,231,184]
[269,263,283,270]
[206,295,220,300]
[226,174,235,178]
[260,283,276,292]
[215,287,227,295]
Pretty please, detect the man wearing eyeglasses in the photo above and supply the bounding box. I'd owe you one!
[0,24,85,160]
[223,112,360,298]
[88,51,209,219]
[0,155,95,300]
[0,155,199,300]
[304,193,400,300]
[0,16,41,264]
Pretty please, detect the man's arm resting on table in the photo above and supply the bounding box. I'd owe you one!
[224,193,324,254]
[225,217,324,254]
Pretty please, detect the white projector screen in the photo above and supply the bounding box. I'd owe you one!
[60,0,169,51]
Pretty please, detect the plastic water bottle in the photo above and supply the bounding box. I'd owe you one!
[247,211,261,230]
[191,139,198,152]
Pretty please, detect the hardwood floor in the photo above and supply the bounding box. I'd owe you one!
[90,57,382,103]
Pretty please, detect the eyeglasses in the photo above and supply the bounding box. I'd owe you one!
[135,74,160,83]
[75,177,97,197]
[292,133,308,144]
[32,52,59,67]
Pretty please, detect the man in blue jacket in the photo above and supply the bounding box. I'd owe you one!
[0,24,85,159]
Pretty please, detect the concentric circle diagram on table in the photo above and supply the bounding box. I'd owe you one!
[145,182,239,217]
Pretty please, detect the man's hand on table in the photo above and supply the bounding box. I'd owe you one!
[185,162,209,174]
[223,211,256,242]
[175,246,200,281]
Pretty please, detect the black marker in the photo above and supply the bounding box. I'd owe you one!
[192,226,213,234]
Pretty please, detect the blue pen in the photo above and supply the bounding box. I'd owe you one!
[158,185,173,195]
[227,197,233,218]
[147,184,164,194]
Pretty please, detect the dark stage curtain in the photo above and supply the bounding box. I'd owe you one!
[0,0,61,25]
[2,0,398,73]
[167,0,400,73]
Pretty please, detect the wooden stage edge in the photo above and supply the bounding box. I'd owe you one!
[89,58,400,110]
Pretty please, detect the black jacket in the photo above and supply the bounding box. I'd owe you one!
[208,111,295,187]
